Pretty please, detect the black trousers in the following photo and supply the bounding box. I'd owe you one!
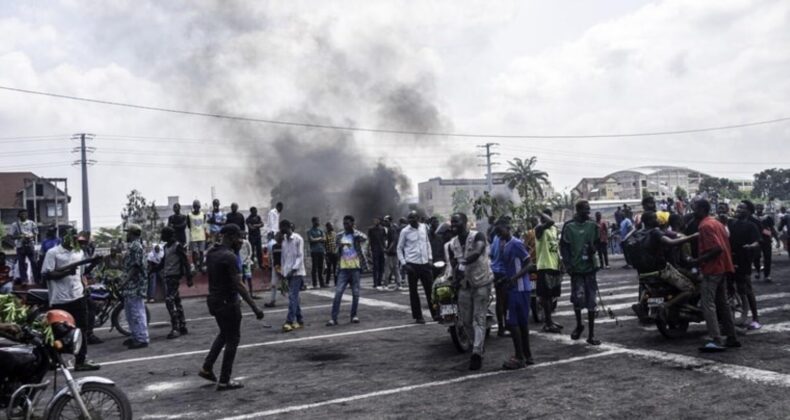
[325,253,338,285]
[250,235,263,268]
[596,242,609,268]
[15,245,37,283]
[371,250,385,287]
[165,276,186,330]
[203,301,242,384]
[406,263,436,320]
[311,252,325,287]
[52,296,89,365]
[753,240,772,277]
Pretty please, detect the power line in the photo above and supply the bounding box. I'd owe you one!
[2,85,790,139]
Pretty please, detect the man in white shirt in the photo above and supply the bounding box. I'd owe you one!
[267,202,283,240]
[397,211,437,323]
[279,219,305,332]
[41,229,100,371]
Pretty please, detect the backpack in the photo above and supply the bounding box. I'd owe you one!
[622,228,664,273]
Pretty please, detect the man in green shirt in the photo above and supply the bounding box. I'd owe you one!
[535,209,563,333]
[560,200,601,345]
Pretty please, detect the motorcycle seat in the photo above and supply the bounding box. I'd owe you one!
[26,289,50,305]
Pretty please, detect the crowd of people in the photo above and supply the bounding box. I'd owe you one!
[1,193,788,390]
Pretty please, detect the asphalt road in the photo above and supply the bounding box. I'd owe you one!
[79,252,790,419]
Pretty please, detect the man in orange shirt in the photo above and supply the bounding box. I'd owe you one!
[691,199,739,352]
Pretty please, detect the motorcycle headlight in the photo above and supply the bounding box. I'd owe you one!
[59,328,82,355]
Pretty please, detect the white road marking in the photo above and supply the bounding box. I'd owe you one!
[216,350,626,419]
[94,304,333,332]
[98,322,426,366]
[553,292,790,317]
[533,330,790,388]
[306,289,434,318]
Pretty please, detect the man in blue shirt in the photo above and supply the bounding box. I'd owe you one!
[500,222,534,370]
[489,217,509,337]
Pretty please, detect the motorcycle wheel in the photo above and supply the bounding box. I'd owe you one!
[111,304,152,337]
[47,382,132,420]
[655,306,689,339]
[449,325,471,353]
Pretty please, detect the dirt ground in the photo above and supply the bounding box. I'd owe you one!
[79,252,790,419]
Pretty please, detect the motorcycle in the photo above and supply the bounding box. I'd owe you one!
[635,272,742,339]
[15,275,151,337]
[431,262,494,353]
[0,310,132,419]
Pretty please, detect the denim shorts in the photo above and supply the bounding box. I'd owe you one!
[570,273,598,311]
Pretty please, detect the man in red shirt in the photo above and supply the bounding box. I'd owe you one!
[692,199,739,352]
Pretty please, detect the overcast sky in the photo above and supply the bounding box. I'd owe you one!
[1,0,789,228]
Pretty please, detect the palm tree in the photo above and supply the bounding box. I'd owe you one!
[503,157,550,203]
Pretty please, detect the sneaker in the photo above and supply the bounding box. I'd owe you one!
[699,341,727,353]
[198,369,218,383]
[469,354,483,371]
[351,316,360,324]
[292,322,304,330]
[179,327,189,335]
[216,381,244,391]
[542,324,562,334]
[263,302,276,308]
[586,338,601,346]
[570,325,585,340]
[747,321,762,331]
[74,362,101,371]
[126,341,149,349]
[725,337,742,348]
[282,323,294,332]
[166,330,181,339]
[502,357,526,370]
[326,320,337,327]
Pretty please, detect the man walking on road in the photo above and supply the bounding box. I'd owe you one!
[448,212,493,371]
[307,217,326,289]
[692,199,740,352]
[159,226,194,339]
[398,211,437,323]
[368,217,387,291]
[121,224,150,349]
[560,200,601,346]
[280,219,306,332]
[199,224,264,390]
[326,215,366,326]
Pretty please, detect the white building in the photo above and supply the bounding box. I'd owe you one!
[573,166,709,200]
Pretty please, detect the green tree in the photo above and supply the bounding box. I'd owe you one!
[698,177,743,200]
[503,157,550,202]
[752,168,790,201]
[472,191,511,221]
[674,186,688,201]
[451,188,472,215]
[120,189,160,244]
[92,226,123,248]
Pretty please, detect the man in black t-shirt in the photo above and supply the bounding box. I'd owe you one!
[167,203,189,245]
[198,224,264,391]
[730,202,762,329]
[225,203,246,233]
[246,207,264,269]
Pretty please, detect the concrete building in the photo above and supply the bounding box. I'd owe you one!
[573,166,708,200]
[0,172,70,232]
[418,173,553,218]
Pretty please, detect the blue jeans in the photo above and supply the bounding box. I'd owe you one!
[331,269,361,322]
[147,271,159,299]
[286,276,304,324]
[124,296,149,343]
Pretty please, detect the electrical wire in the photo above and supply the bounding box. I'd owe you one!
[2,85,790,139]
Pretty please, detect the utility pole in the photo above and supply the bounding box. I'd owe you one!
[477,143,499,192]
[72,133,96,231]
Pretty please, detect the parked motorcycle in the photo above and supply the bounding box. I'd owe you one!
[15,275,150,337]
[431,262,494,353]
[0,310,132,419]
[635,273,742,339]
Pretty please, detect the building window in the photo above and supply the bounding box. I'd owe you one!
[46,202,63,217]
